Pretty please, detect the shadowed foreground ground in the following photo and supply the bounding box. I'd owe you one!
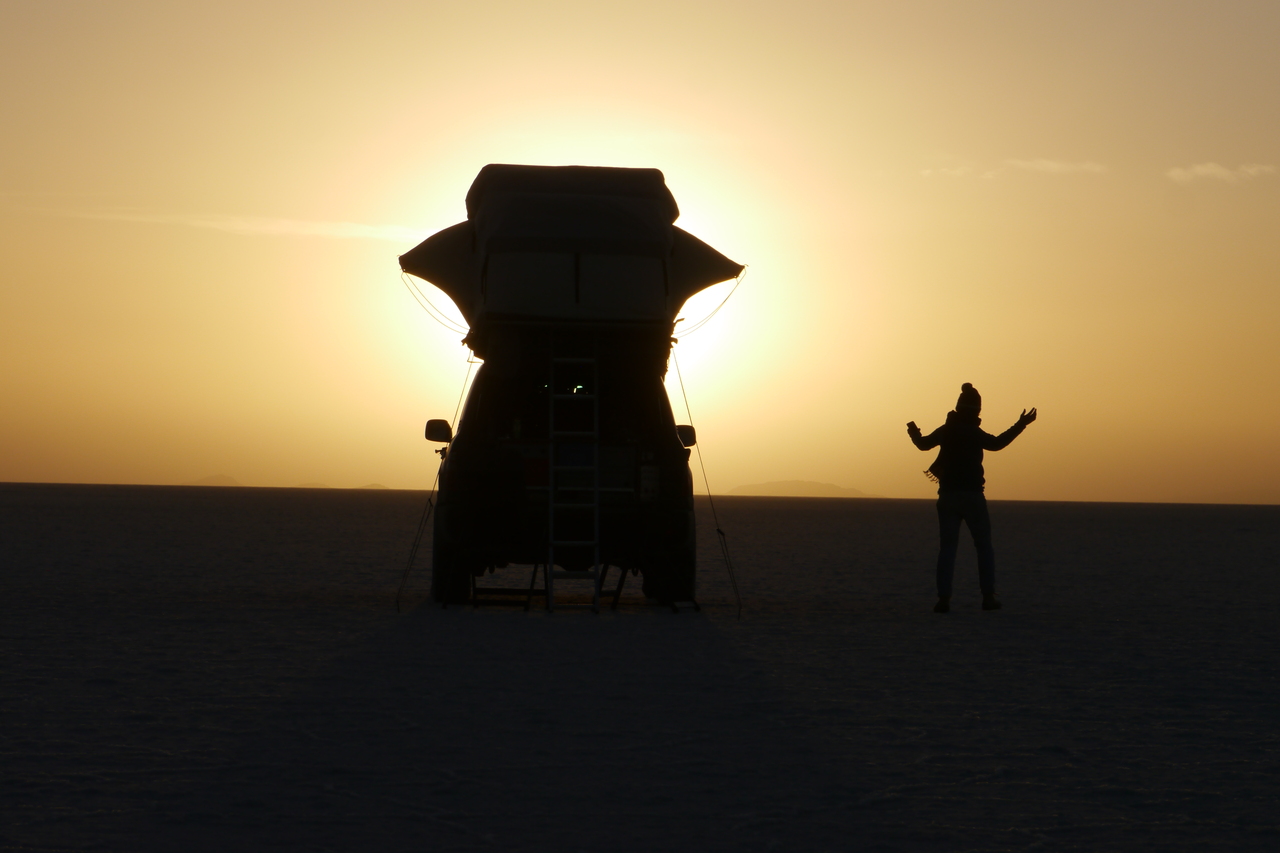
[2,484,1277,851]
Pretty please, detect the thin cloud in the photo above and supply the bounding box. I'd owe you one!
[1239,163,1276,178]
[57,210,424,243]
[1166,162,1276,183]
[1004,159,1106,174]
[920,165,976,178]
[922,159,1105,178]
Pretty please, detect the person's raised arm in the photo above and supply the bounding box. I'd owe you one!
[907,420,941,450]
[984,407,1037,450]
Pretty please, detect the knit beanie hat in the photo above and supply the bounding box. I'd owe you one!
[956,382,981,413]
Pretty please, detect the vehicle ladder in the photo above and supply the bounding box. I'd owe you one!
[545,336,605,611]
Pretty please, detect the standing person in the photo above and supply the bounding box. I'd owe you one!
[907,383,1036,613]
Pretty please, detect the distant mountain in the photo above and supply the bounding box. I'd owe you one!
[293,482,331,489]
[185,474,242,487]
[358,483,390,490]
[728,480,880,498]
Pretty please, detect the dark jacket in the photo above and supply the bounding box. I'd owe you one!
[910,411,1026,493]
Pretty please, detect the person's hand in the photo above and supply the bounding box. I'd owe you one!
[907,421,920,434]
[1018,407,1037,426]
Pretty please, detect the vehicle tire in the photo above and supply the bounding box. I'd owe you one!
[669,507,697,601]
[430,516,471,604]
[641,509,696,603]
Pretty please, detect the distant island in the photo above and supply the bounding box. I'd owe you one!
[728,480,881,498]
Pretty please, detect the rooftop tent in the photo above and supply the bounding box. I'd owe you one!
[399,164,743,326]
[464,164,679,223]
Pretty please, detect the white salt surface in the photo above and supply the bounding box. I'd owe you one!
[2,484,1277,851]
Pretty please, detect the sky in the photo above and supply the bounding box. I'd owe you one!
[2,0,1278,503]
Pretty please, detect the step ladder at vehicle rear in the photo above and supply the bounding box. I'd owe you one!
[547,338,604,612]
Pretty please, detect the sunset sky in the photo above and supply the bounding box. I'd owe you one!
[3,1,1277,503]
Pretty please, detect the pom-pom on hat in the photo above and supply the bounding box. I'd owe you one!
[956,382,982,413]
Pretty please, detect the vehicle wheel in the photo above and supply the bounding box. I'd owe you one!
[668,533,696,602]
[641,511,696,603]
[431,523,471,605]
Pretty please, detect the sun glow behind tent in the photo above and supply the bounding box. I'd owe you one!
[399,164,743,327]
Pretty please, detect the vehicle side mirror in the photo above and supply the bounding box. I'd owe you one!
[425,419,453,442]
[676,424,696,447]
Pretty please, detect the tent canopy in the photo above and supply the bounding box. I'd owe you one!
[400,164,743,327]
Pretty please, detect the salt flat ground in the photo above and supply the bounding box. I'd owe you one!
[1,484,1277,852]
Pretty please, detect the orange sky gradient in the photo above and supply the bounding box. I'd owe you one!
[3,1,1278,503]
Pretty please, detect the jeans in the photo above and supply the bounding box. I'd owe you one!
[936,491,995,598]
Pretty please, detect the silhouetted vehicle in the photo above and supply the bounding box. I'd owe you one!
[400,165,742,606]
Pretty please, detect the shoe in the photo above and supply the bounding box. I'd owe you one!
[982,595,1002,611]
[933,596,950,613]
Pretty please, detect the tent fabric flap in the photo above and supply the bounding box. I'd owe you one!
[398,164,741,326]
[669,226,745,305]
[397,221,479,324]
